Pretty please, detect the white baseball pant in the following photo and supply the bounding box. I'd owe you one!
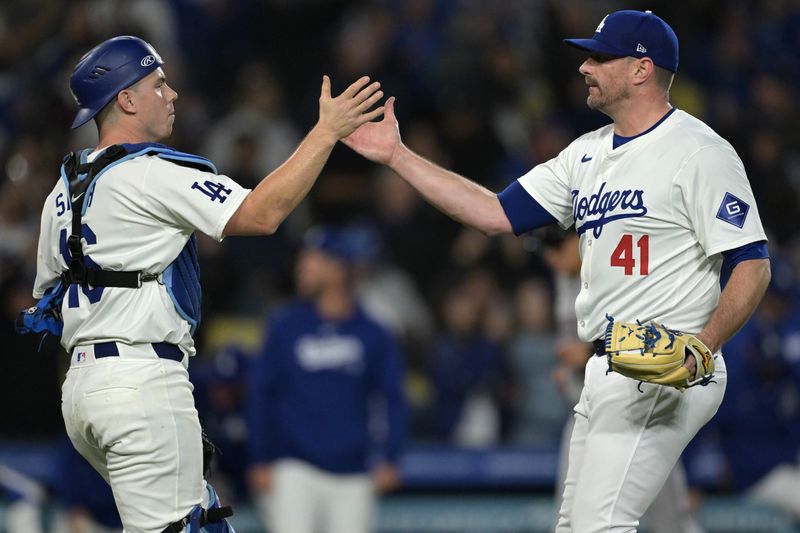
[748,462,800,520]
[554,384,704,533]
[254,459,374,533]
[556,354,727,532]
[61,343,205,533]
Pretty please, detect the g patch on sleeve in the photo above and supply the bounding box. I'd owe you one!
[715,192,749,228]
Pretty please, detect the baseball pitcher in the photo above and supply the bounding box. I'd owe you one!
[343,10,771,532]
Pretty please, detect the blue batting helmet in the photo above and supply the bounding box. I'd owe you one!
[69,36,163,129]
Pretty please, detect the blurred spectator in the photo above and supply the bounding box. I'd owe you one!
[203,63,302,187]
[57,439,122,533]
[0,439,120,533]
[191,345,251,504]
[506,276,568,446]
[370,151,460,297]
[427,267,514,445]
[543,228,589,406]
[172,0,261,97]
[692,254,800,520]
[390,0,451,100]
[247,226,407,533]
[346,220,436,402]
[200,62,304,314]
[448,226,547,288]
[0,265,63,440]
[0,465,46,533]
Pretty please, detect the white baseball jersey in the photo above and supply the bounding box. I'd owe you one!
[515,109,766,342]
[33,150,249,355]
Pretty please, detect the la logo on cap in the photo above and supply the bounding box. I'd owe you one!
[563,10,680,73]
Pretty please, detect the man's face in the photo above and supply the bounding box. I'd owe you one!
[129,67,178,140]
[579,53,631,114]
[295,248,348,298]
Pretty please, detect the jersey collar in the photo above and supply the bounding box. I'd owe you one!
[612,107,677,149]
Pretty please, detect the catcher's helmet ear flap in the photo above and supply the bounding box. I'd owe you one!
[69,36,163,129]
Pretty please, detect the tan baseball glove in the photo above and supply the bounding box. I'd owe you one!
[602,316,716,391]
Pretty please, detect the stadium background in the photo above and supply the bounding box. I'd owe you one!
[1,0,800,531]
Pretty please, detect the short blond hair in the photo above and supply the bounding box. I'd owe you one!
[95,99,116,129]
[653,65,675,97]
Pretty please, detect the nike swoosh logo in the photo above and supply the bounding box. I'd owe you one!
[71,192,84,203]
[581,154,593,163]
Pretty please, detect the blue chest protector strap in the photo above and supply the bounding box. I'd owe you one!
[17,142,214,337]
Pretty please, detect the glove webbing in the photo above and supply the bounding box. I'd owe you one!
[600,315,717,391]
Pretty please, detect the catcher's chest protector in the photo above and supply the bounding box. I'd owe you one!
[20,143,215,338]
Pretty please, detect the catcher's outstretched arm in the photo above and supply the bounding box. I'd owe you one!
[696,258,770,352]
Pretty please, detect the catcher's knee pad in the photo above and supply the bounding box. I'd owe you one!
[199,483,235,532]
[164,483,235,533]
[184,507,236,533]
[181,505,235,533]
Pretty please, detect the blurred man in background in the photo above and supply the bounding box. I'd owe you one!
[246,226,407,533]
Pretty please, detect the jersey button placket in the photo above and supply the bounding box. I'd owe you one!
[600,156,614,181]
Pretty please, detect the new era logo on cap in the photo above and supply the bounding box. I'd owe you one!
[564,10,679,73]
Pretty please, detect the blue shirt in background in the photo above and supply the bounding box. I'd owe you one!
[247,300,407,474]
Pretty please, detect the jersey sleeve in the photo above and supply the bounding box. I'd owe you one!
[674,143,767,257]
[247,314,284,464]
[141,157,250,241]
[33,187,65,298]
[512,148,575,231]
[497,181,558,235]
[370,326,408,463]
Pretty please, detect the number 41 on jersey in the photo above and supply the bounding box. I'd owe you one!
[610,234,649,275]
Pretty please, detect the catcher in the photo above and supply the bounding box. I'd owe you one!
[20,35,384,533]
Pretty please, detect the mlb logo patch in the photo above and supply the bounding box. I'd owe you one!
[715,192,749,228]
[76,351,87,362]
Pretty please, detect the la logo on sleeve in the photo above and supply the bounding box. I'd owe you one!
[715,192,749,228]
